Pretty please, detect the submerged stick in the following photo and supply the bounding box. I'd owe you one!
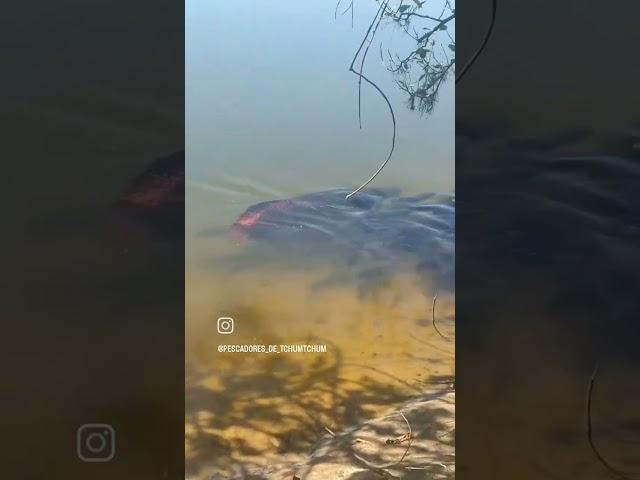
[432,294,454,342]
[586,363,639,480]
[352,411,414,470]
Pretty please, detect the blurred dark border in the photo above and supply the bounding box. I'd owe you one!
[2,1,184,478]
[456,0,640,478]
[4,0,640,478]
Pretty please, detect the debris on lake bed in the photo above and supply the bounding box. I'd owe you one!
[195,385,454,480]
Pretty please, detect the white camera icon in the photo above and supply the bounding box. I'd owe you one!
[217,317,234,335]
[77,424,115,462]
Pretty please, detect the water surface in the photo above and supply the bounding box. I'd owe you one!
[185,0,455,477]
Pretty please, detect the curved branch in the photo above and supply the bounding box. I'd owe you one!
[399,11,442,21]
[455,0,496,84]
[417,13,455,43]
[345,68,396,199]
[431,295,454,342]
[357,0,385,129]
[587,364,640,480]
[345,0,397,199]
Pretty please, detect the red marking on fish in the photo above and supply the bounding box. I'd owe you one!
[235,201,291,227]
[231,200,293,243]
[236,210,264,228]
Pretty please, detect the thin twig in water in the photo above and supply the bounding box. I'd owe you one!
[357,3,384,129]
[405,462,452,471]
[432,295,454,342]
[352,412,414,470]
[334,0,345,19]
[335,0,355,27]
[455,0,497,84]
[345,0,397,200]
[586,363,639,480]
[351,0,354,28]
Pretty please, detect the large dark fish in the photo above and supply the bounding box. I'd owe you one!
[231,188,455,291]
[113,151,184,240]
[112,153,455,290]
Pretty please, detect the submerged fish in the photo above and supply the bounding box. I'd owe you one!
[231,189,455,291]
[113,151,184,240]
[113,152,454,290]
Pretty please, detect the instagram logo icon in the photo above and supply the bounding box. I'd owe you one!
[217,317,234,335]
[77,424,115,462]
